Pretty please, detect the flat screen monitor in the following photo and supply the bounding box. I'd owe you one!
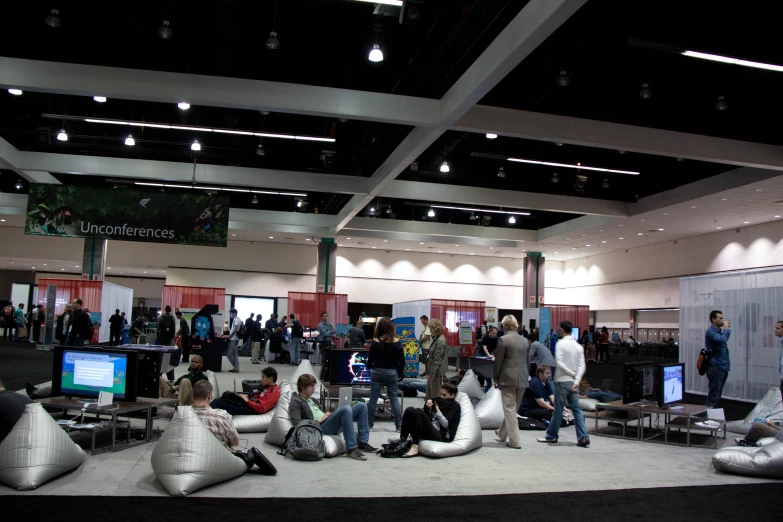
[571,328,579,342]
[232,296,275,328]
[335,324,349,338]
[330,350,371,385]
[52,347,137,401]
[657,363,684,407]
[611,332,620,342]
[622,361,654,404]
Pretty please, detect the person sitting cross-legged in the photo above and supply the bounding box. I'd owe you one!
[210,366,280,416]
[159,355,208,406]
[289,373,376,461]
[191,380,273,472]
[518,364,556,421]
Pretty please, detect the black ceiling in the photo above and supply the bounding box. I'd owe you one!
[481,0,783,144]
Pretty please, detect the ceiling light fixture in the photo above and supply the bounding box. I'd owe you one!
[682,50,783,72]
[191,139,201,151]
[177,102,190,110]
[714,96,728,111]
[508,216,516,224]
[505,157,639,175]
[497,166,506,178]
[440,161,450,173]
[556,71,569,87]
[551,172,559,183]
[355,0,403,6]
[256,143,265,156]
[93,96,107,103]
[369,44,383,62]
[743,221,750,224]
[428,209,435,218]
[639,83,652,99]
[8,89,23,95]
[45,9,62,28]
[125,135,135,146]
[157,20,172,39]
[602,178,610,189]
[717,226,722,229]
[15,179,23,190]
[486,133,498,139]
[56,129,68,141]
[252,195,258,204]
[430,205,530,216]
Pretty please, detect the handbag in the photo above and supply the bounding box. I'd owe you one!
[697,348,713,376]
[378,438,412,458]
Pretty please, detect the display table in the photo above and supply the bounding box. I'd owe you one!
[36,396,177,453]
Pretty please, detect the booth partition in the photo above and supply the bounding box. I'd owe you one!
[393,299,486,356]
[162,285,226,312]
[287,292,349,330]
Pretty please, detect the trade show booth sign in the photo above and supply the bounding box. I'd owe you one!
[393,317,420,378]
[25,184,230,247]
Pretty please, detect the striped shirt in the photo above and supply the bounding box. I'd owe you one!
[192,405,239,449]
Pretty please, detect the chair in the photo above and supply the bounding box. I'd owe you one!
[474,386,504,430]
[457,369,485,401]
[269,339,290,364]
[419,392,483,458]
[0,403,86,490]
[231,379,283,433]
[712,439,783,478]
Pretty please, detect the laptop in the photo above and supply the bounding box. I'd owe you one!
[338,387,353,409]
[600,379,612,391]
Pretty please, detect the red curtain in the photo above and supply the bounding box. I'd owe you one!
[545,304,590,336]
[430,299,485,354]
[38,279,103,316]
[287,292,349,330]
[162,285,226,311]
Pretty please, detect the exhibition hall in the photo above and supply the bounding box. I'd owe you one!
[1,1,783,519]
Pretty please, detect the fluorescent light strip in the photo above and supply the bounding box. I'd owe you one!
[682,50,783,72]
[134,182,306,197]
[431,205,530,216]
[278,192,308,196]
[83,118,334,142]
[506,157,639,175]
[354,0,403,6]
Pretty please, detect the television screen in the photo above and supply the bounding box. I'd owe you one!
[332,350,371,385]
[611,332,620,342]
[60,349,130,399]
[658,363,684,407]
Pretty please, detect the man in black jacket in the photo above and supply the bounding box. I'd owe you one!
[159,355,208,405]
[66,298,93,347]
[251,314,264,364]
[175,310,191,362]
[242,313,255,354]
[109,309,123,346]
[156,306,176,346]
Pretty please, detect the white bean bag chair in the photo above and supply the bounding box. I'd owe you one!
[419,392,483,458]
[474,386,504,430]
[291,360,323,400]
[0,403,86,490]
[205,370,220,396]
[232,381,285,433]
[579,398,599,412]
[457,369,485,401]
[726,387,782,435]
[264,382,346,457]
[151,406,248,496]
[712,440,783,478]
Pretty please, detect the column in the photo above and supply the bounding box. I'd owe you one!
[523,252,546,308]
[316,238,336,293]
[81,238,107,280]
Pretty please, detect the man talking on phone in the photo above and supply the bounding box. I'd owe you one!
[705,310,731,408]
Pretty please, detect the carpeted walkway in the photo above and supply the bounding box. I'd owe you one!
[4,484,783,521]
[0,341,53,391]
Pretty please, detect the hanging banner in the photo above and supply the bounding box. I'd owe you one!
[539,307,551,343]
[25,184,229,247]
[484,307,497,327]
[393,317,420,378]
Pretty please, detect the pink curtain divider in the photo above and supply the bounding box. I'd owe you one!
[545,304,590,335]
[287,292,349,330]
[162,285,226,312]
[37,279,103,316]
[430,299,486,355]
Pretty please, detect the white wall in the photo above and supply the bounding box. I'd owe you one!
[637,310,679,328]
[595,309,631,328]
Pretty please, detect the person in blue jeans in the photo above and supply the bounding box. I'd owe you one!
[538,321,589,447]
[705,310,731,408]
[366,317,405,431]
[289,373,376,461]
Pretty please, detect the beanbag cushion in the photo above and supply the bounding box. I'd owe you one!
[151,406,248,496]
[419,392,482,458]
[0,403,86,490]
[474,386,504,430]
[205,370,220,396]
[231,380,285,433]
[457,370,485,400]
[291,360,323,400]
[579,398,599,412]
[712,441,783,478]
[725,387,782,435]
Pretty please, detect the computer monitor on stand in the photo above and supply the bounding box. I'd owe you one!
[622,361,654,405]
[51,346,138,402]
[656,362,684,408]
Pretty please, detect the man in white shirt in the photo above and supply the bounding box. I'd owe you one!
[419,315,432,377]
[225,308,242,373]
[537,320,589,447]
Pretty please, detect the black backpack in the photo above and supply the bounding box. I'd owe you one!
[161,314,175,338]
[517,416,547,430]
[238,321,248,340]
[291,320,304,338]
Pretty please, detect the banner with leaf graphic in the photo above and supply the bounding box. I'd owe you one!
[393,316,420,378]
[25,184,229,247]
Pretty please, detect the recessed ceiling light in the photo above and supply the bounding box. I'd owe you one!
[305,238,310,241]
[637,233,643,236]
[757,189,763,192]
[31,267,35,269]
[347,238,351,240]
[658,228,664,231]
[0,219,4,222]
[337,244,341,247]
[75,265,79,268]
[619,237,624,240]
[455,245,459,247]
[776,215,781,218]
[383,240,388,242]
[372,247,377,249]
[640,219,645,222]
[470,253,475,255]
[572,247,577,250]
[586,244,591,247]
[716,226,722,229]
[43,263,47,266]
[60,268,65,271]
[178,102,190,110]
[406,249,410,251]
[420,242,424,245]
[601,241,606,243]
[721,198,728,201]
[619,225,623,227]
[489,247,494,250]
[8,89,23,95]
[269,236,274,239]
[144,271,148,274]
[744,221,750,224]
[231,234,236,237]
[691,206,696,209]
[486,133,498,139]
[93,96,107,103]
[438,251,443,253]
[664,213,669,216]
[554,251,559,254]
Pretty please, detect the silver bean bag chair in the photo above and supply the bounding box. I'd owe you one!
[205,370,220,396]
[232,381,285,433]
[457,369,485,401]
[264,382,346,457]
[0,403,86,490]
[291,360,323,400]
[579,398,599,412]
[474,386,504,430]
[725,387,782,435]
[712,437,783,479]
[151,406,248,496]
[419,392,483,458]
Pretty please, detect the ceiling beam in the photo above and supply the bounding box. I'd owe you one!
[330,0,587,234]
[454,105,783,171]
[0,137,60,185]
[16,151,367,195]
[0,57,440,127]
[382,180,629,217]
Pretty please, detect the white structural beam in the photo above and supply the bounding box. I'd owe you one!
[382,180,629,217]
[455,105,783,171]
[229,209,337,236]
[0,57,440,127]
[0,137,60,184]
[536,215,619,242]
[331,0,587,233]
[16,151,367,195]
[0,193,28,215]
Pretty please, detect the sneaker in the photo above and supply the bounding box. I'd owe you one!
[577,436,591,448]
[735,438,756,447]
[357,442,377,452]
[347,449,367,461]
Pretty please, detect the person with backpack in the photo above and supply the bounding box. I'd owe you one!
[2,303,16,341]
[65,298,93,347]
[156,305,177,346]
[289,373,376,461]
[289,313,303,366]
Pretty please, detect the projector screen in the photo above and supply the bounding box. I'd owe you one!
[233,296,276,325]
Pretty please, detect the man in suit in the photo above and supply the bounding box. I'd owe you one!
[493,315,530,449]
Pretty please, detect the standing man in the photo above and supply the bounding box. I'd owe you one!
[131,313,147,344]
[109,309,123,346]
[14,303,26,341]
[289,313,303,366]
[251,314,264,364]
[317,311,336,346]
[347,319,366,348]
[157,306,177,346]
[66,298,93,347]
[776,320,783,403]
[226,308,242,373]
[242,313,255,354]
[2,303,16,341]
[264,313,279,345]
[493,315,529,449]
[538,320,589,447]
[31,304,43,344]
[419,315,432,377]
[175,310,191,363]
[705,310,731,408]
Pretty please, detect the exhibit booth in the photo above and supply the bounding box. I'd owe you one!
[37,278,133,344]
[392,299,485,356]
[162,285,225,330]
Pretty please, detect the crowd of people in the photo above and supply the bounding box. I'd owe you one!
[1,302,44,343]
